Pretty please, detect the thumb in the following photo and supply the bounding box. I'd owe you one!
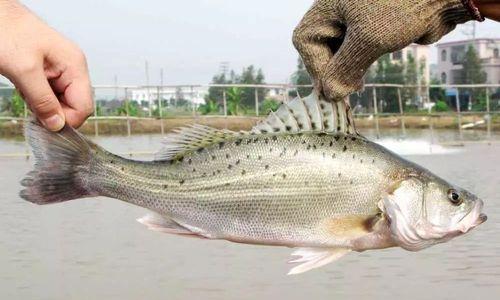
[16,68,65,131]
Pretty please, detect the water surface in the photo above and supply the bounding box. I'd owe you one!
[0,130,499,300]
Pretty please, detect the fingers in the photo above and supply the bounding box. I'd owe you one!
[49,50,93,128]
[321,30,383,101]
[15,66,65,131]
[292,1,344,92]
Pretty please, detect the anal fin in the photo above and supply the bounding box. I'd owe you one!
[137,212,205,238]
[287,247,350,275]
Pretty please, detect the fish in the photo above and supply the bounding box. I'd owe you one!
[20,92,487,275]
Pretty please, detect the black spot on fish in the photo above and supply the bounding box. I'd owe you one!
[188,158,192,165]
[323,121,329,128]
[272,135,278,141]
[338,173,341,178]
[217,170,221,174]
[344,136,348,141]
[228,164,233,169]
[320,103,325,109]
[294,150,299,156]
[261,129,268,134]
[360,159,363,164]
[110,160,114,164]
[343,145,347,152]
[264,138,269,144]
[226,153,230,159]
[332,153,336,159]
[352,154,355,159]
[179,179,185,185]
[235,159,240,165]
[246,139,252,145]
[241,170,246,175]
[329,141,334,147]
[320,142,325,147]
[225,183,230,186]
[269,148,273,153]
[317,133,327,137]
[298,123,304,129]
[311,123,316,130]
[307,145,311,150]
[192,168,196,173]
[211,155,216,161]
[202,173,207,177]
[285,126,292,132]
[337,126,341,131]
[322,152,326,158]
[273,128,280,132]
[246,154,250,159]
[265,165,269,170]
[302,140,306,144]
[350,180,353,185]
[372,159,375,164]
[313,144,317,150]
[212,171,216,176]
[253,138,259,143]
[218,142,225,149]
[282,174,287,179]
[197,148,204,153]
[178,156,184,162]
[235,139,242,146]
[121,167,125,171]
[351,137,357,141]
[163,185,168,189]
[334,136,340,141]
[258,155,262,160]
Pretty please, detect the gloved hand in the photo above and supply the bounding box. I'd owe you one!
[293,0,483,101]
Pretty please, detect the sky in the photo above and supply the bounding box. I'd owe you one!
[1,0,499,86]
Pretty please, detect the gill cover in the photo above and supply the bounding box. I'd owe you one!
[381,177,452,251]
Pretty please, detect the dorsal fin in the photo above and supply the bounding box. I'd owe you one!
[155,124,237,161]
[252,92,358,135]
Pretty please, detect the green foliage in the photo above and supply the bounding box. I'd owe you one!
[260,99,280,115]
[433,100,450,112]
[206,65,266,113]
[199,99,219,115]
[290,57,312,97]
[7,90,25,117]
[227,87,243,115]
[117,100,139,117]
[460,45,487,85]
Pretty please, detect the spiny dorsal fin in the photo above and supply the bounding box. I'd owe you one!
[155,124,237,161]
[252,92,358,135]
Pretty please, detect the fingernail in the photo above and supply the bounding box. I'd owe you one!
[42,114,65,131]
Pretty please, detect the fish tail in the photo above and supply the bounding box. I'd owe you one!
[20,120,101,205]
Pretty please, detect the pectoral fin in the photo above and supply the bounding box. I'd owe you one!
[287,248,350,275]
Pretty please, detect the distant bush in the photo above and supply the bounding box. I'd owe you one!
[260,99,280,115]
[434,100,449,112]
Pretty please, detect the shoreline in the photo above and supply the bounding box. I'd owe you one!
[1,115,499,138]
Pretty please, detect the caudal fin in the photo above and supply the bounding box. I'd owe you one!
[20,120,99,205]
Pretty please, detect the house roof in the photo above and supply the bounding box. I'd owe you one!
[436,38,500,48]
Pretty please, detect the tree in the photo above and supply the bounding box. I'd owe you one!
[198,99,219,115]
[116,100,139,117]
[227,87,243,115]
[373,54,404,112]
[458,45,487,110]
[290,57,312,97]
[2,90,25,117]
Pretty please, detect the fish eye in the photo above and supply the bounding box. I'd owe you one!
[448,189,462,205]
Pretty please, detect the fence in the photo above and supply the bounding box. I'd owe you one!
[1,83,499,142]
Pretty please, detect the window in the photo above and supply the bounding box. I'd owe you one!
[441,72,447,84]
[441,49,447,62]
[451,45,466,64]
[494,48,499,58]
[392,50,402,60]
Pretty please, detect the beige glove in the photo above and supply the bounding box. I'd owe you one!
[293,0,484,101]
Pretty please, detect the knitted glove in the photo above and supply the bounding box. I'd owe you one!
[293,0,484,101]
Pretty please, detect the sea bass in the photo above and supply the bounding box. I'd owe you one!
[20,93,486,275]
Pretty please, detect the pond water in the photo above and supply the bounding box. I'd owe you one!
[0,129,499,300]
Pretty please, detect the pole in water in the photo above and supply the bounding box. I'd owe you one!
[455,89,463,141]
[372,87,380,139]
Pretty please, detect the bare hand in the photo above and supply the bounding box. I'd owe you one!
[0,1,93,131]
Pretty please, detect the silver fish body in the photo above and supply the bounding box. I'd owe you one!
[20,93,486,274]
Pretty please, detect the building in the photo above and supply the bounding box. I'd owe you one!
[389,44,432,84]
[436,38,500,85]
[130,86,208,107]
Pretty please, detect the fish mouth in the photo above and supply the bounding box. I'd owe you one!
[457,200,486,233]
